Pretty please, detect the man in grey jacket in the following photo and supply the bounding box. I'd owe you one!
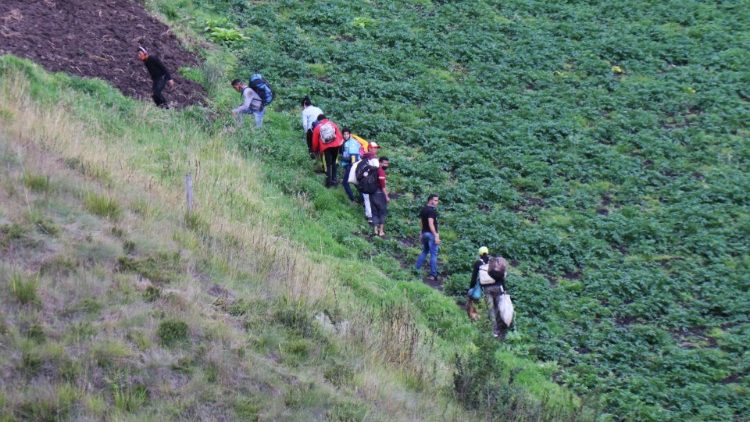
[231,79,264,128]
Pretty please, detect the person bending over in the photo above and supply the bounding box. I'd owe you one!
[138,47,174,108]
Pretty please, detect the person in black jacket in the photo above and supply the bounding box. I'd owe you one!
[138,47,174,108]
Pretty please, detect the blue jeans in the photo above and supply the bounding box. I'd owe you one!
[415,232,438,277]
[239,107,265,128]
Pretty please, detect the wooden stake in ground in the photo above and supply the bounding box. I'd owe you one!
[185,173,193,214]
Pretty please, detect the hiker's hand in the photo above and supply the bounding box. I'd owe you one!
[435,235,441,245]
[167,79,175,89]
[385,194,391,202]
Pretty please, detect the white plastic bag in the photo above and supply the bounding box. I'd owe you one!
[348,160,361,185]
[498,293,514,327]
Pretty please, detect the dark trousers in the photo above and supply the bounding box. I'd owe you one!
[306,129,314,155]
[342,159,361,202]
[342,164,355,201]
[370,190,388,225]
[152,75,168,107]
[323,148,339,185]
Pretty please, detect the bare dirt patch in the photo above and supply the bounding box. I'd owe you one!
[0,0,205,107]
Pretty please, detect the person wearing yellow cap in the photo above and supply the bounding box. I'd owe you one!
[468,246,510,338]
[466,246,491,321]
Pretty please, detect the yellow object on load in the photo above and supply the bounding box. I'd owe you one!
[351,134,370,152]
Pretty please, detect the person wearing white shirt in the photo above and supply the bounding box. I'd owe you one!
[301,96,323,158]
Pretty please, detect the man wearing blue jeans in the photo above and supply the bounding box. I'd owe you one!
[231,79,265,128]
[415,194,440,281]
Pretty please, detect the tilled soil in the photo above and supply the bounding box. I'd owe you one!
[0,0,205,107]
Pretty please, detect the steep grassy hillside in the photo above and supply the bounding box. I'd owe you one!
[145,0,750,420]
[0,55,589,421]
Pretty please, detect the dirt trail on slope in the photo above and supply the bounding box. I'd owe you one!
[0,0,204,107]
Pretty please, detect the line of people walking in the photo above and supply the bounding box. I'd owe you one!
[300,96,512,337]
[302,96,391,237]
[136,49,512,338]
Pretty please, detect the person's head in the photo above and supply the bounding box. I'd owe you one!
[380,157,390,170]
[317,114,326,121]
[478,246,489,257]
[301,96,312,108]
[231,79,245,92]
[342,128,351,140]
[369,142,380,153]
[137,46,149,61]
[426,194,439,207]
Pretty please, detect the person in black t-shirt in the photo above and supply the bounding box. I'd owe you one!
[138,47,174,108]
[415,194,440,281]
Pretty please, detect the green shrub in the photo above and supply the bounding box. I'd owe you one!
[112,382,148,413]
[157,319,189,347]
[327,401,368,422]
[116,252,182,284]
[22,172,50,193]
[0,223,28,249]
[83,192,121,220]
[9,273,40,305]
[16,384,75,421]
[233,397,261,421]
[185,212,210,236]
[143,285,161,302]
[122,240,136,255]
[275,300,315,337]
[92,341,131,368]
[25,323,46,344]
[40,255,77,276]
[76,298,103,315]
[20,341,43,376]
[26,210,60,236]
[324,363,355,388]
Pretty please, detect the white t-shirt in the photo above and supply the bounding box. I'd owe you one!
[301,105,324,131]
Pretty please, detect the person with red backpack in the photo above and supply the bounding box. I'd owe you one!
[311,115,344,187]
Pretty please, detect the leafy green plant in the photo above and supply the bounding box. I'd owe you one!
[22,172,50,193]
[83,192,121,220]
[9,273,40,305]
[157,319,189,347]
[112,382,148,413]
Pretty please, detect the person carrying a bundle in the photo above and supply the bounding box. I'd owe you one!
[468,247,511,338]
[301,96,323,158]
[311,115,344,187]
[349,143,380,224]
[231,79,264,128]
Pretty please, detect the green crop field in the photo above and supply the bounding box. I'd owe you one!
[148,0,749,419]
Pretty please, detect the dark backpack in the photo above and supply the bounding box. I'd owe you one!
[248,74,274,107]
[355,161,379,194]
